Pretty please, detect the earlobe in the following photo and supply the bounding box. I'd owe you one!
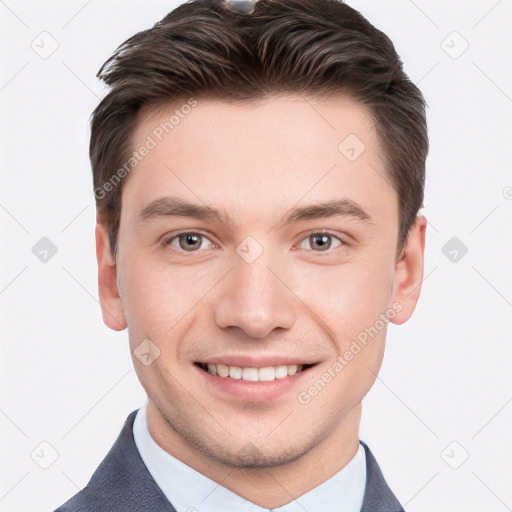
[390,215,427,325]
[95,223,127,331]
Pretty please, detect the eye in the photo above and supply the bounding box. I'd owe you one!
[162,232,214,253]
[297,232,345,252]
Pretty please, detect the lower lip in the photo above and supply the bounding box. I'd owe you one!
[194,364,314,402]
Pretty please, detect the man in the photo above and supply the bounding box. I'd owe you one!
[56,0,428,510]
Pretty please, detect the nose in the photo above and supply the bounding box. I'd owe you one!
[214,251,296,339]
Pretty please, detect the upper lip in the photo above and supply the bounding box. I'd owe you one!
[196,355,318,367]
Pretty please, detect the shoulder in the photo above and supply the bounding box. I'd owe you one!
[54,410,176,512]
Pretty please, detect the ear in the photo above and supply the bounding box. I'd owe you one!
[95,222,127,331]
[390,215,427,325]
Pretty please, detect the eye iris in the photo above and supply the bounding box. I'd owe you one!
[310,234,331,251]
[179,234,201,251]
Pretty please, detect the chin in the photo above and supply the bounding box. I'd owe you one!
[197,434,314,469]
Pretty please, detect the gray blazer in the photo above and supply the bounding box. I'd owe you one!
[55,410,405,512]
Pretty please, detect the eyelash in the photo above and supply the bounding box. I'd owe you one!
[160,230,348,255]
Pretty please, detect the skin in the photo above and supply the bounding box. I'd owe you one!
[96,94,426,507]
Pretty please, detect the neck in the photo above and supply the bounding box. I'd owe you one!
[146,400,362,508]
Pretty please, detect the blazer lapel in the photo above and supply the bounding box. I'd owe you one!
[359,440,405,512]
[55,410,177,511]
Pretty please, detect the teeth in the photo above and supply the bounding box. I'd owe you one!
[242,367,259,381]
[258,367,275,381]
[217,363,229,377]
[275,365,288,379]
[229,366,242,379]
[203,363,305,381]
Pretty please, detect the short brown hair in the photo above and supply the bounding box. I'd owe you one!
[90,0,428,257]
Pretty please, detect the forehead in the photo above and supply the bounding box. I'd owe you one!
[135,94,379,161]
[122,94,394,229]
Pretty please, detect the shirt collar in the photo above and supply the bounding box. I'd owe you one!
[133,400,366,512]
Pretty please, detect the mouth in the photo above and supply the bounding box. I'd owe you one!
[196,362,316,382]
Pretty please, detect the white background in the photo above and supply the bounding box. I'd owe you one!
[0,1,511,511]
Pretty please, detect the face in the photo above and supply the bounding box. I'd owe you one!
[97,94,425,471]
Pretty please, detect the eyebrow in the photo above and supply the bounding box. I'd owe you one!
[138,197,372,227]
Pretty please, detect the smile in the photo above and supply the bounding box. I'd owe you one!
[197,362,314,381]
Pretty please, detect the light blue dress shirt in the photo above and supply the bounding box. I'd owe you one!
[133,400,366,512]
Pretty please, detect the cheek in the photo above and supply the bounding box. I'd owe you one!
[290,255,395,343]
[118,255,223,340]
[295,261,392,410]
